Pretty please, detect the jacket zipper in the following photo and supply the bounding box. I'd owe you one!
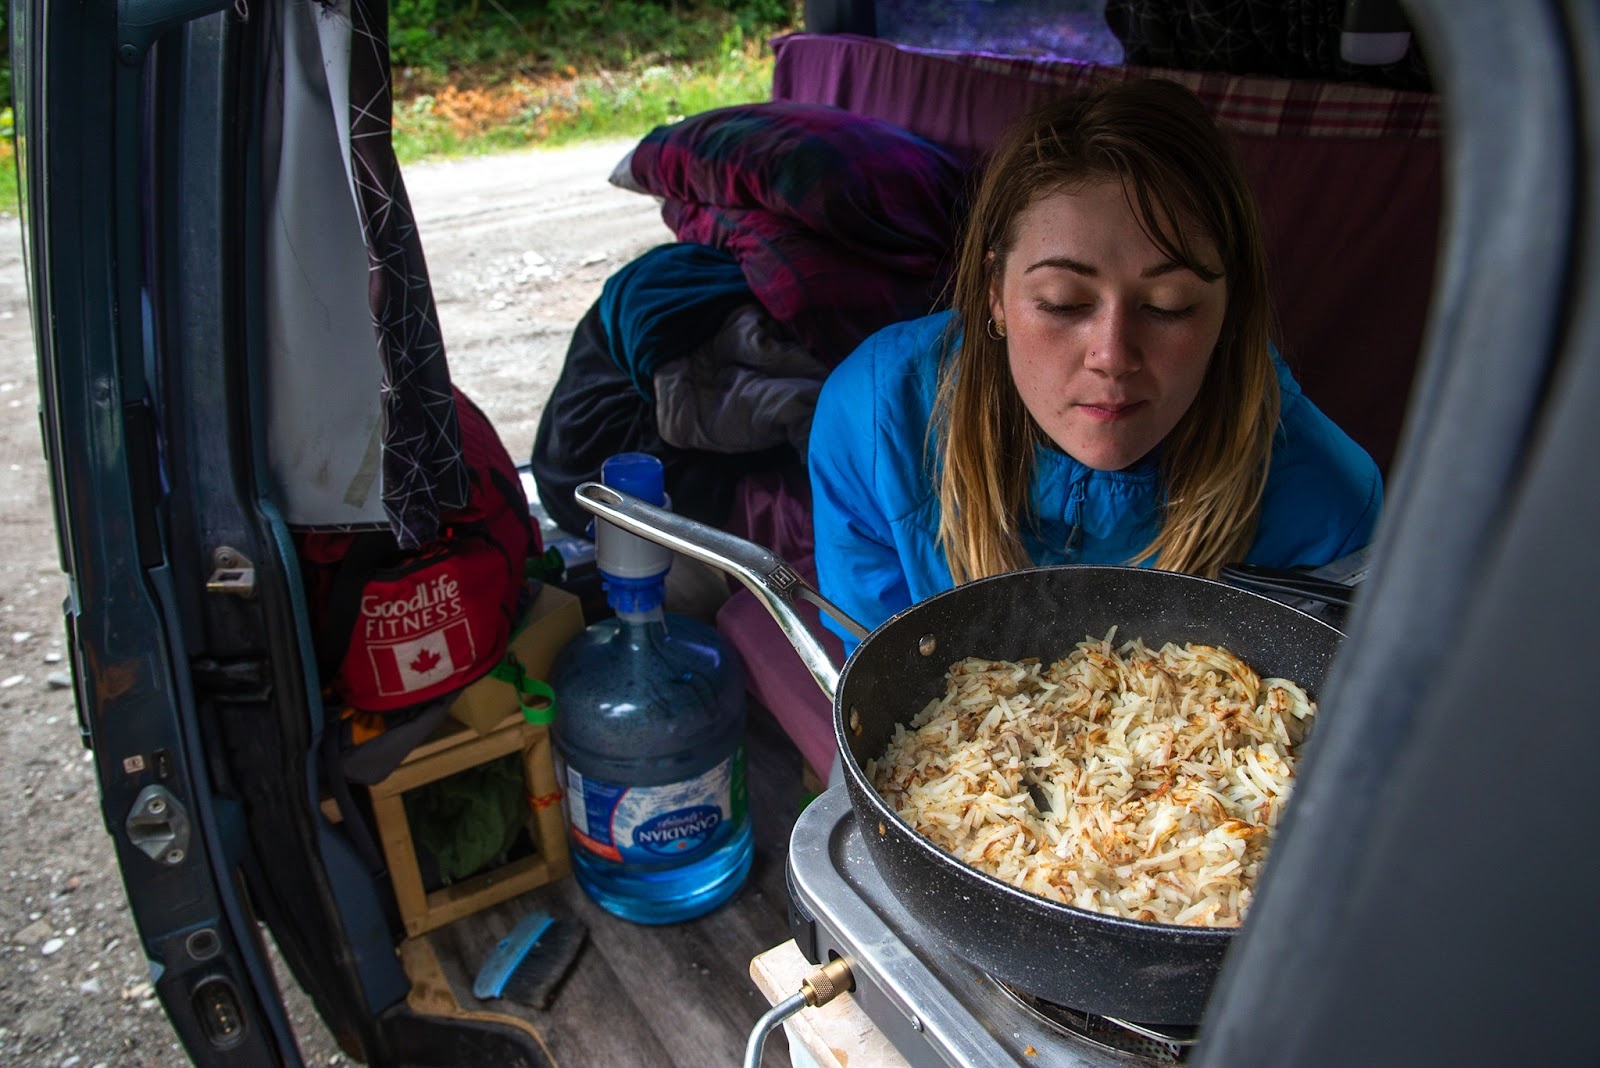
[1062,479,1087,560]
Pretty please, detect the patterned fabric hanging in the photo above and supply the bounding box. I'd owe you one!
[345,0,469,547]
[1103,0,1432,90]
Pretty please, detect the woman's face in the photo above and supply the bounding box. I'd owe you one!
[989,180,1228,472]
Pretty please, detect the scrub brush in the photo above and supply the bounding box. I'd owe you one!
[472,910,588,1008]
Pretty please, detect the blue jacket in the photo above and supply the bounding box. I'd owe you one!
[808,310,1383,652]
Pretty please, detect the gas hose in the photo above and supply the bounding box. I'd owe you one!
[743,957,855,1068]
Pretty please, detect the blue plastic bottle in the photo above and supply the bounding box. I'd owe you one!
[550,454,753,924]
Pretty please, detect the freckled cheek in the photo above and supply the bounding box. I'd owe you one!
[1147,327,1218,387]
[1008,347,1071,408]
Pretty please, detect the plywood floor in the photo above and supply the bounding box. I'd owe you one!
[416,697,805,1068]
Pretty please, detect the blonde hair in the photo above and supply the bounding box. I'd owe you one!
[935,78,1279,582]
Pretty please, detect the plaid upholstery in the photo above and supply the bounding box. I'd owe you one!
[773,33,1439,144]
[938,48,1440,138]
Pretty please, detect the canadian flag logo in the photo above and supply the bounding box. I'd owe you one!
[367,620,478,697]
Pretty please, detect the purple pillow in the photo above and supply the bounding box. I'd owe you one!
[625,102,969,365]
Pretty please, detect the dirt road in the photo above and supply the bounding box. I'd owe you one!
[0,139,672,1067]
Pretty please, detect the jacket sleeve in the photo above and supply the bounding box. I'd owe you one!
[1248,366,1386,568]
[808,334,913,655]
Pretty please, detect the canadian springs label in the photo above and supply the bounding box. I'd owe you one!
[561,749,746,864]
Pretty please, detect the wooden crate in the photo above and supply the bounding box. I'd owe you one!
[368,711,571,938]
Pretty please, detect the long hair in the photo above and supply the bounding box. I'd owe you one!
[934,77,1279,582]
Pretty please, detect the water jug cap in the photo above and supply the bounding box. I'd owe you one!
[596,452,672,592]
[601,452,666,506]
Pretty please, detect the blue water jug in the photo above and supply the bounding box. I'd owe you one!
[550,453,752,924]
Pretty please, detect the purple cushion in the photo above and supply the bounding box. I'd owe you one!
[625,101,967,367]
[717,589,843,778]
[712,465,844,777]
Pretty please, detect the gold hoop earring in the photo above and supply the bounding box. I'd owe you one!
[986,317,1006,340]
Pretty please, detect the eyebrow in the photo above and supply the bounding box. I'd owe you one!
[1024,256,1196,280]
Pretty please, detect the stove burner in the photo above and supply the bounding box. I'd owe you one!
[990,982,1198,1064]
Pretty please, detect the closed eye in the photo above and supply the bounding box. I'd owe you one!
[1145,304,1197,320]
[1037,300,1091,316]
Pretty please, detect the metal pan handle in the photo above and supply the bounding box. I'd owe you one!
[575,482,867,703]
[1219,562,1357,609]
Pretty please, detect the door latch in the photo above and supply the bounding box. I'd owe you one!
[125,784,192,865]
[205,546,256,599]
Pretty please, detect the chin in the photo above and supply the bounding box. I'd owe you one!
[1051,414,1168,472]
[1058,437,1156,473]
[1087,454,1146,472]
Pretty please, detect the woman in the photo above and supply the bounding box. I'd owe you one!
[809,78,1382,652]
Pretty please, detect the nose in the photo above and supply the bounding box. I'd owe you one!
[1083,306,1140,377]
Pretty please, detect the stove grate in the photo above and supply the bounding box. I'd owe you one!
[991,981,1196,1065]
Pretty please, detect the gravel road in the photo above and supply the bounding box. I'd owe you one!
[0,139,672,1068]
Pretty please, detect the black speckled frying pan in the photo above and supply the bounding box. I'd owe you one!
[577,483,1344,1025]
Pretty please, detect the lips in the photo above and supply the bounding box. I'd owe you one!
[1075,399,1147,421]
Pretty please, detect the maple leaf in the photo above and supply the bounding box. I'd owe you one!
[409,647,442,674]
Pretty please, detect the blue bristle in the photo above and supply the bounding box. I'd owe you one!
[472,911,587,1008]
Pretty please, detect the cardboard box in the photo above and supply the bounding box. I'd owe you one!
[448,583,585,734]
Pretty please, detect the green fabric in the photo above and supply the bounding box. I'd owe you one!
[404,752,526,883]
[526,548,567,584]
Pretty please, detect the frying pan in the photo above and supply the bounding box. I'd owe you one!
[575,483,1345,1025]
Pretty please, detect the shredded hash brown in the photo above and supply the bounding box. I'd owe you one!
[866,630,1316,927]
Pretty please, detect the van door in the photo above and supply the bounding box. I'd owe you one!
[7,0,427,1062]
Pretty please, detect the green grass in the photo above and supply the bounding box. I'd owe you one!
[0,108,14,214]
[543,53,774,146]
[383,0,793,162]
[0,155,17,216]
[392,46,774,163]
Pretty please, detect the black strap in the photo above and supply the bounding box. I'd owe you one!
[315,530,395,681]
[485,463,537,547]
[314,532,399,878]
[319,710,388,875]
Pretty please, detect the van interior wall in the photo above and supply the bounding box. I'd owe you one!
[1236,131,1441,475]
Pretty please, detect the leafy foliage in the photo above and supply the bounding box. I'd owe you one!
[389,0,798,90]
[0,1,794,114]
[388,0,795,161]
[1,7,10,114]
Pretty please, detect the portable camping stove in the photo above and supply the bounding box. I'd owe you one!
[786,787,1197,1068]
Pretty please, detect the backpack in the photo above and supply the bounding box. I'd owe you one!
[294,389,540,877]
[296,389,539,725]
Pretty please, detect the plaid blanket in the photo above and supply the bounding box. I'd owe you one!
[942,50,1440,139]
[626,102,968,368]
